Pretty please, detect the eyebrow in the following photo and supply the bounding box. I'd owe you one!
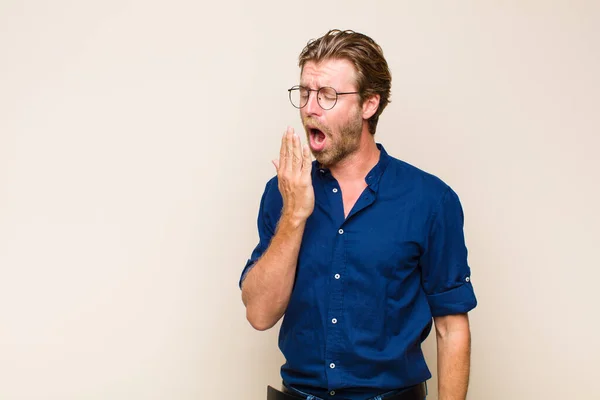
[299,84,335,90]
[299,79,327,88]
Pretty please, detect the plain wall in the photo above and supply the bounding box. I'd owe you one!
[1,1,598,399]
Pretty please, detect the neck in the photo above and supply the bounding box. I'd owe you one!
[329,131,380,183]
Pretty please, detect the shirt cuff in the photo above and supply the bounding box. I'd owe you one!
[426,280,477,316]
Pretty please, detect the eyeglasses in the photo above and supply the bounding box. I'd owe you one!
[288,85,359,110]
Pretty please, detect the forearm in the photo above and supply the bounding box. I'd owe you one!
[241,215,306,330]
[436,317,471,400]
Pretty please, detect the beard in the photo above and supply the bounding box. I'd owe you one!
[303,107,363,168]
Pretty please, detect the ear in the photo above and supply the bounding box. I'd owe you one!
[361,94,380,120]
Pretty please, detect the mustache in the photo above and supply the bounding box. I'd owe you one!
[302,118,329,133]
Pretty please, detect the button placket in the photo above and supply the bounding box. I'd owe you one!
[326,206,346,390]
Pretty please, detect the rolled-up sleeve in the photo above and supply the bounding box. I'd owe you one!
[420,187,477,316]
[238,178,280,289]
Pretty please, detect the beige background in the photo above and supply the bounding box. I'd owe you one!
[1,1,599,399]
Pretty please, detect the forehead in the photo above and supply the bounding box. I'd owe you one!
[300,58,357,89]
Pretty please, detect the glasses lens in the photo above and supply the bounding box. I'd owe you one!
[318,87,337,110]
[289,87,308,108]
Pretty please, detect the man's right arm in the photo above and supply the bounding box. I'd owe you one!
[241,127,314,331]
[241,215,306,330]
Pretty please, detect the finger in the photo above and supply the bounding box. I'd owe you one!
[272,159,279,171]
[301,144,312,178]
[279,130,287,172]
[292,132,302,172]
[285,127,294,173]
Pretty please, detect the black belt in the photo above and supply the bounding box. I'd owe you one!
[267,383,427,400]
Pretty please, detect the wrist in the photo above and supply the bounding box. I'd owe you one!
[279,212,308,230]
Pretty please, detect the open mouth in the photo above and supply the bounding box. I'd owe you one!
[308,127,327,152]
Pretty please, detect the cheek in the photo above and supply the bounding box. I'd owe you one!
[324,111,344,130]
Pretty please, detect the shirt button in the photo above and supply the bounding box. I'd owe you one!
[332,318,337,324]
[320,169,325,173]
[330,391,336,396]
[466,277,470,282]
[334,274,340,279]
[332,188,338,193]
[329,363,335,369]
[338,229,344,234]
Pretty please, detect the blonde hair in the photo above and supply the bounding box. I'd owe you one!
[298,29,392,135]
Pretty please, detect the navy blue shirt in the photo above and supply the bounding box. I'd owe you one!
[240,144,477,399]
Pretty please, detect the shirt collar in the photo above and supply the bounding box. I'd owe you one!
[365,143,390,192]
[313,143,391,192]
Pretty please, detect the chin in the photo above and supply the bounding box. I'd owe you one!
[314,152,334,168]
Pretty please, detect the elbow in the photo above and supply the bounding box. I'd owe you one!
[248,318,275,332]
[245,307,279,331]
[241,282,284,331]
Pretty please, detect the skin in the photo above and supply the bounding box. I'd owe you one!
[434,313,472,400]
[241,58,472,400]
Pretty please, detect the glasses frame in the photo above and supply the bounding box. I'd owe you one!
[287,85,360,110]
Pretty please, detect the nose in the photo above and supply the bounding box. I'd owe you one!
[304,90,322,117]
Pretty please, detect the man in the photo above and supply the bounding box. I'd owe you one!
[239,29,477,400]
